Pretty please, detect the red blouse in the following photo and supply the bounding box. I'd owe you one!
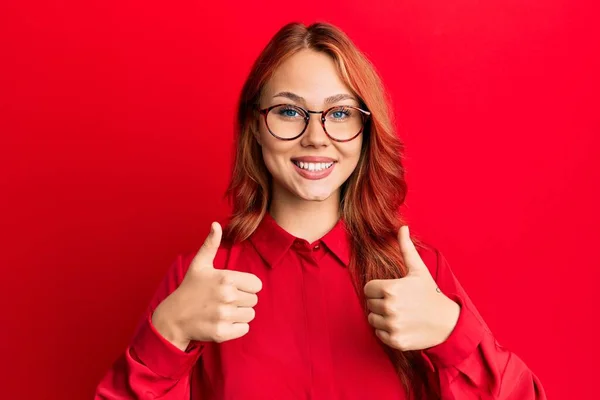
[95,213,546,399]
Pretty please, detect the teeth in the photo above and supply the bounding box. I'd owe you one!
[294,161,334,171]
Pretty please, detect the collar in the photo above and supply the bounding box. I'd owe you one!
[249,212,351,268]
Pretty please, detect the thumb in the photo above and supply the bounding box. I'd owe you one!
[398,225,426,275]
[194,222,222,268]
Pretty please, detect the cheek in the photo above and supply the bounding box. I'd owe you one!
[259,135,291,174]
[262,149,280,176]
[338,142,363,173]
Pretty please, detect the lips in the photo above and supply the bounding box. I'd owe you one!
[291,159,336,180]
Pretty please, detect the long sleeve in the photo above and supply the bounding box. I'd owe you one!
[94,253,203,400]
[421,249,547,399]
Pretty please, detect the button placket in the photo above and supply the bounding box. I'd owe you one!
[294,239,325,264]
[298,242,334,398]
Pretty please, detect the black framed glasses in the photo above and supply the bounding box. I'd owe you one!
[258,103,371,142]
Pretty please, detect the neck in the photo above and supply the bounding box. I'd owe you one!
[268,185,341,243]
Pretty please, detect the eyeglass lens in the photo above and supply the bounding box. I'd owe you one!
[266,104,364,140]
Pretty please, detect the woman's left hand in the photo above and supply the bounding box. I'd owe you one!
[364,226,461,351]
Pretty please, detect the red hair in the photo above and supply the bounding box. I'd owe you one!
[224,22,434,398]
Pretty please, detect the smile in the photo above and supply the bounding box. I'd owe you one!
[292,161,334,171]
[291,160,336,180]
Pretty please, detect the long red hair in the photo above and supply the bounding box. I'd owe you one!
[223,22,434,398]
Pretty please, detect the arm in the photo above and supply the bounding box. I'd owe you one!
[422,249,547,399]
[94,253,202,400]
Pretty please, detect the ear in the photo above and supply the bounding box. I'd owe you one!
[251,113,262,146]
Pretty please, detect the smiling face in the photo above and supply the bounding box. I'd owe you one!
[255,49,364,204]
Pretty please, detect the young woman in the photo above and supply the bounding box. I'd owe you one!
[95,22,546,399]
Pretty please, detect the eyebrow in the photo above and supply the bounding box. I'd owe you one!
[272,91,358,106]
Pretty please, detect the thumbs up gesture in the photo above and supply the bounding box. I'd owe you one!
[364,226,460,351]
[152,222,263,351]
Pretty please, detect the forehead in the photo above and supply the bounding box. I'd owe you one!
[261,49,355,107]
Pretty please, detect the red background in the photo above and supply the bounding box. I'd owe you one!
[1,0,598,398]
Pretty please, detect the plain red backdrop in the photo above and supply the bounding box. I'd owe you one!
[1,0,598,398]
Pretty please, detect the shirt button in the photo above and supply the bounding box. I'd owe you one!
[313,244,320,250]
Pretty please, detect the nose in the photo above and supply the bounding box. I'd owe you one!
[300,112,330,147]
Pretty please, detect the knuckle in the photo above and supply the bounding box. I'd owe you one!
[389,334,405,349]
[386,319,398,332]
[382,285,396,298]
[219,272,234,286]
[217,286,236,304]
[393,332,413,350]
[382,301,396,316]
[389,318,403,332]
[212,323,229,343]
[215,304,231,321]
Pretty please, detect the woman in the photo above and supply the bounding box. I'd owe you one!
[95,22,546,399]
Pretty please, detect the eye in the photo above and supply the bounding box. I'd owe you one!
[327,107,353,120]
[276,105,305,119]
[282,108,298,117]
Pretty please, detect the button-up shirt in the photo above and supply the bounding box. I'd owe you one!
[95,213,546,399]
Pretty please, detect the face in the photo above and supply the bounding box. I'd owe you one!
[255,49,364,203]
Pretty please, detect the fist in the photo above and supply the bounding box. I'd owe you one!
[152,222,263,350]
[364,226,460,351]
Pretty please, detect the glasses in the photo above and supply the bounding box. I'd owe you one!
[258,103,371,142]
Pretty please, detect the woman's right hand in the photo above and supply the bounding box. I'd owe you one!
[151,222,263,350]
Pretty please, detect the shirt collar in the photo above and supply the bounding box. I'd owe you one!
[249,212,351,269]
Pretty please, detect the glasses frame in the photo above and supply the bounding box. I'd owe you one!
[258,103,371,142]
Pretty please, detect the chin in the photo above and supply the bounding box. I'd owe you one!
[297,188,335,202]
[303,194,330,202]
